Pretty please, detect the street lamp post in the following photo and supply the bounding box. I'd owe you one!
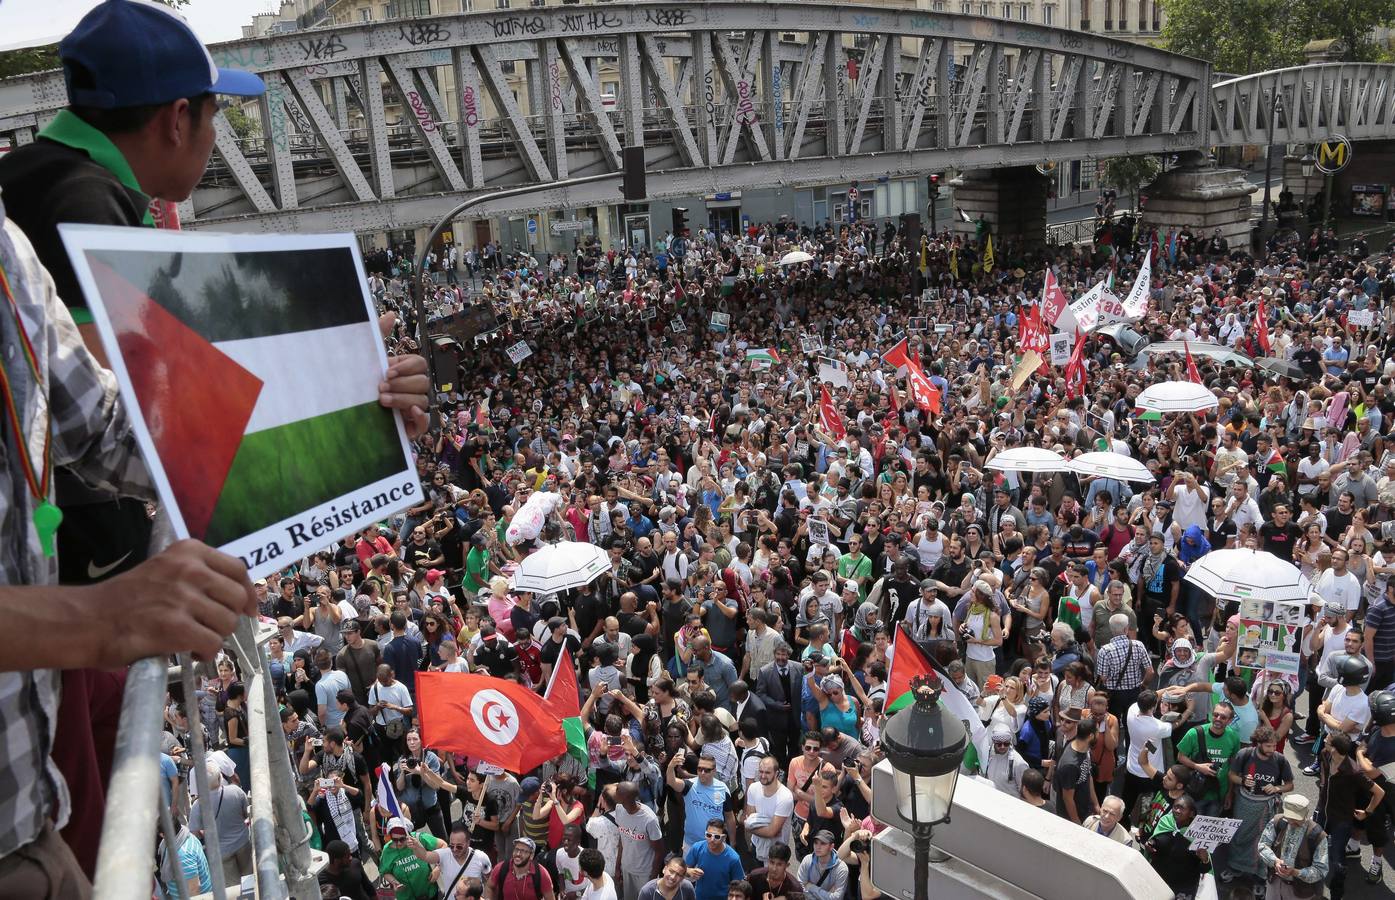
[880,680,967,900]
[1256,74,1281,245]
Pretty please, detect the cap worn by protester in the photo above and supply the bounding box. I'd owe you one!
[812,829,837,844]
[1281,794,1310,822]
[714,708,738,731]
[514,836,538,852]
[519,777,542,798]
[425,569,445,584]
[387,817,412,837]
[340,619,361,634]
[1324,601,1346,619]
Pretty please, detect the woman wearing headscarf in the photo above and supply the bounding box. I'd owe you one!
[626,634,662,703]
[840,601,881,665]
[1017,696,1053,772]
[1175,524,1211,639]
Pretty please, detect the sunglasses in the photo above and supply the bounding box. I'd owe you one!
[706,833,726,840]
[697,766,716,773]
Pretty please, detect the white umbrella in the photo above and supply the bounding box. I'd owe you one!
[512,541,612,594]
[1183,548,1312,604]
[985,446,1068,473]
[780,250,814,266]
[1135,381,1219,414]
[1066,451,1156,483]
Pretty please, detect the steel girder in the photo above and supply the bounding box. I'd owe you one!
[1210,63,1395,148]
[0,1,1213,233]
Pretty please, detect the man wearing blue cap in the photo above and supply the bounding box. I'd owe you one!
[0,0,269,588]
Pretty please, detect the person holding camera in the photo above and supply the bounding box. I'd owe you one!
[396,729,449,840]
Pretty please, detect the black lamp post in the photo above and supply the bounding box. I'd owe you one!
[1300,151,1316,179]
[879,680,967,900]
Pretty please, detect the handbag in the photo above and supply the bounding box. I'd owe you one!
[1183,726,1217,800]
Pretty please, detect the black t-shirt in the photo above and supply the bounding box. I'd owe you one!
[1294,347,1323,377]
[540,634,581,669]
[932,556,972,594]
[1230,746,1293,794]
[630,552,661,587]
[404,539,443,569]
[1206,517,1238,550]
[1326,507,1354,542]
[1053,744,1094,819]
[475,637,520,677]
[1259,521,1303,562]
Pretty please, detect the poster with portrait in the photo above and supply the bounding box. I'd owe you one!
[808,517,831,546]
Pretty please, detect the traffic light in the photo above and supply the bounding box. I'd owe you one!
[671,207,689,236]
[928,173,941,200]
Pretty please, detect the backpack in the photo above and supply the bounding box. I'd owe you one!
[491,859,543,900]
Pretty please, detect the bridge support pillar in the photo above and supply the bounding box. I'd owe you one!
[1140,151,1254,249]
[949,166,1049,249]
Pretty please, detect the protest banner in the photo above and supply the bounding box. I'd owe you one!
[818,357,851,388]
[808,517,831,546]
[61,226,416,579]
[506,340,533,364]
[1348,309,1375,328]
[709,311,731,333]
[671,316,687,333]
[1049,331,1073,366]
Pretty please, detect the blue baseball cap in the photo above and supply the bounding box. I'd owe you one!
[59,0,265,109]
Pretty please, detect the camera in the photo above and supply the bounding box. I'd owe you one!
[850,839,868,854]
[406,757,419,769]
[312,738,323,749]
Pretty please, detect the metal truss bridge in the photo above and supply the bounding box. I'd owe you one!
[0,1,1391,234]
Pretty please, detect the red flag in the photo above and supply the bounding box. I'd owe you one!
[1256,298,1272,356]
[1064,331,1088,400]
[882,337,911,370]
[886,624,938,712]
[906,357,943,415]
[544,647,582,718]
[1041,269,1068,326]
[1184,339,1203,384]
[1020,304,1048,354]
[819,384,846,439]
[417,672,566,773]
[885,380,901,430]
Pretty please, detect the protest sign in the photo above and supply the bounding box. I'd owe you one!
[1348,309,1375,328]
[1122,250,1152,319]
[507,340,533,364]
[710,311,731,333]
[1185,817,1242,852]
[61,226,416,579]
[671,316,687,333]
[808,518,831,546]
[818,357,850,388]
[1049,331,1073,366]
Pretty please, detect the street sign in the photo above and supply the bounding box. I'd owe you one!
[526,218,538,235]
[848,184,860,201]
[551,220,588,233]
[1315,135,1352,175]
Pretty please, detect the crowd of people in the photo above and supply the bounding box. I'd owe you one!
[141,205,1395,900]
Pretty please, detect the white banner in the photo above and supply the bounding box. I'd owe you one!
[1122,249,1152,319]
[1097,288,1128,325]
[818,362,850,388]
[1068,281,1106,333]
[506,340,533,364]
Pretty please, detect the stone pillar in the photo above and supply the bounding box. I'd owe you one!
[949,165,1049,249]
[1140,151,1254,248]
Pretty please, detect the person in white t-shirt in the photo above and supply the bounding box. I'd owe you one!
[743,756,794,863]
[555,826,587,900]
[579,848,618,900]
[1168,472,1209,532]
[426,824,493,897]
[1123,691,1173,823]
[1313,548,1364,617]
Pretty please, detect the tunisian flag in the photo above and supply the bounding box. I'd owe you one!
[819,384,846,439]
[417,672,566,773]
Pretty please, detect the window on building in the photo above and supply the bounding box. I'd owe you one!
[1042,3,1055,24]
[1000,3,1011,17]
[932,0,946,9]
[359,7,373,20]
[960,1,971,13]
[494,0,509,8]
[1020,4,1030,19]
[979,3,991,15]
[386,0,431,16]
[501,59,516,74]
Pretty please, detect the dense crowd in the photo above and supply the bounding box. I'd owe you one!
[142,213,1395,900]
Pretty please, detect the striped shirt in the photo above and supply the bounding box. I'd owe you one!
[1366,600,1395,663]
[0,206,153,858]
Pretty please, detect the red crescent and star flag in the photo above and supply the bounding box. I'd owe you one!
[416,672,566,773]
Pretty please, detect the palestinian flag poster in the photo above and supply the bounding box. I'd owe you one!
[60,226,417,578]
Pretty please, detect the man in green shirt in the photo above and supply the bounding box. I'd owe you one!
[379,817,440,900]
[1175,702,1241,815]
[464,532,492,601]
[836,535,873,601]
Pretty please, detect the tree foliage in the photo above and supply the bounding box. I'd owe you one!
[1162,0,1395,73]
[0,0,190,81]
[1103,156,1163,209]
[223,105,261,141]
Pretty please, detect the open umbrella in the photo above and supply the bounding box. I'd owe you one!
[779,250,814,266]
[985,446,1068,473]
[1183,548,1311,604]
[1066,451,1156,483]
[1135,380,1219,414]
[1254,357,1304,379]
[511,541,612,594]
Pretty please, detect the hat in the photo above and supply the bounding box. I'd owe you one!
[812,829,837,844]
[1059,707,1083,723]
[386,817,411,837]
[519,777,542,798]
[60,0,266,110]
[514,836,538,852]
[253,578,267,587]
[1324,601,1346,619]
[714,708,738,730]
[340,619,361,634]
[991,723,1013,742]
[426,569,445,584]
[1281,794,1310,822]
[1027,696,1050,717]
[820,675,846,693]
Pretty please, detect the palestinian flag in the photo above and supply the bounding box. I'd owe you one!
[885,625,990,771]
[544,649,591,786]
[746,348,781,370]
[1259,447,1287,476]
[80,244,405,547]
[721,274,737,296]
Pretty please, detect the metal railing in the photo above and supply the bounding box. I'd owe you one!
[92,618,320,900]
